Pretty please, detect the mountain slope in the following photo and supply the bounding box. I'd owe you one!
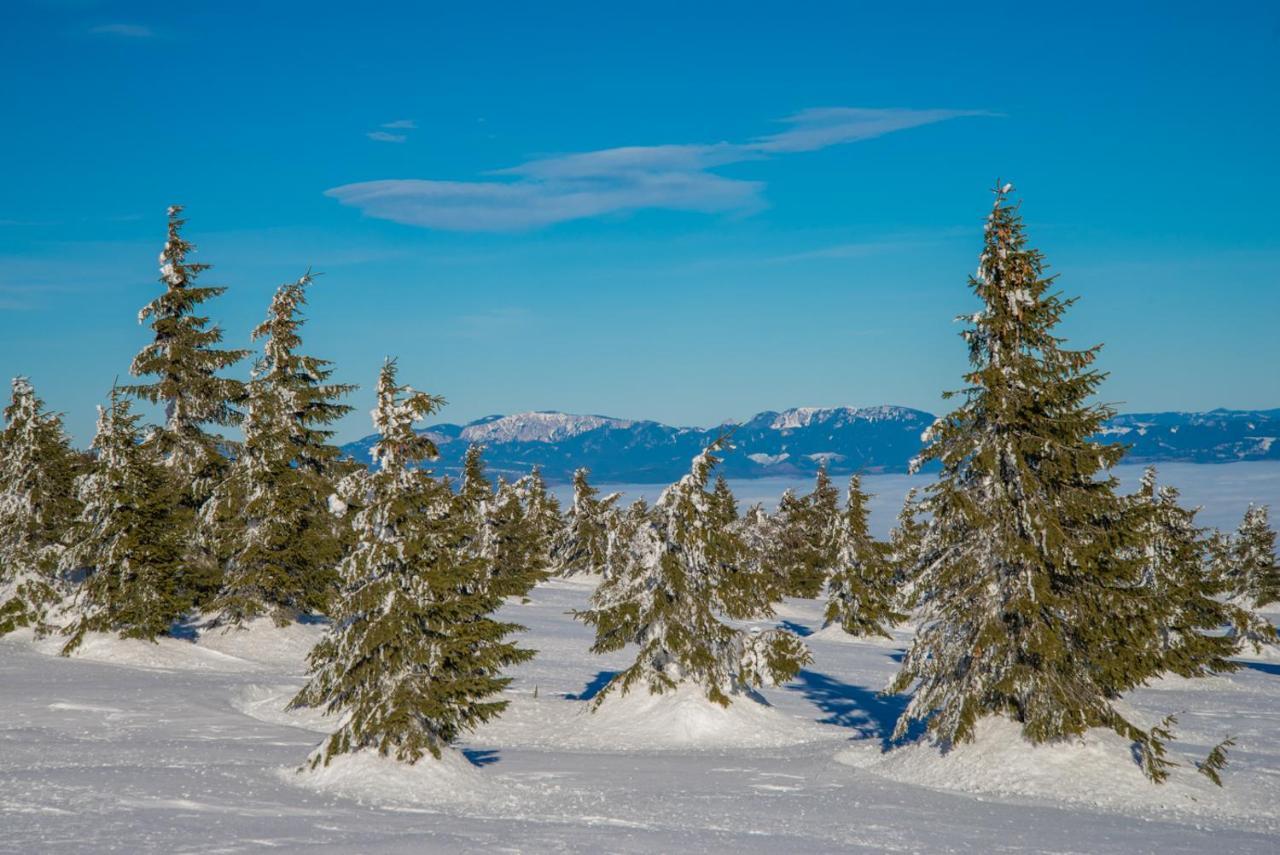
[339,406,1280,484]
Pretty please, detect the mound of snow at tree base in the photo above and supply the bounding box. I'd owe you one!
[20,617,325,673]
[837,716,1278,822]
[281,747,492,808]
[483,684,840,751]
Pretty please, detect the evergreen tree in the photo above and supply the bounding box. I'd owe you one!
[291,359,532,766]
[0,378,82,635]
[204,273,355,626]
[768,467,841,598]
[455,446,546,599]
[886,185,1182,781]
[123,206,248,500]
[1226,504,1279,610]
[61,388,187,650]
[513,465,562,579]
[887,487,928,608]
[555,467,619,577]
[710,473,739,529]
[823,476,905,638]
[1128,468,1242,677]
[578,439,811,707]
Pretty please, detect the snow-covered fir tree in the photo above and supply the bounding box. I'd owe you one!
[578,439,811,707]
[291,359,533,766]
[554,467,619,577]
[204,273,355,626]
[887,184,1186,782]
[1127,468,1247,677]
[513,465,562,579]
[61,388,187,650]
[823,475,904,638]
[123,206,248,501]
[886,487,928,608]
[0,378,82,636]
[768,468,841,598]
[710,473,739,529]
[1225,504,1279,610]
[455,446,547,599]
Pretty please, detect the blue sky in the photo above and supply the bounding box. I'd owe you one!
[2,1,1278,444]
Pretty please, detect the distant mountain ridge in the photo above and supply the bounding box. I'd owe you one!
[340,406,1280,484]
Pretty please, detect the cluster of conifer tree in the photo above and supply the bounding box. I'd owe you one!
[1,190,1277,783]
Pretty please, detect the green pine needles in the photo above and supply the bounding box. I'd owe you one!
[290,360,534,766]
[577,438,811,708]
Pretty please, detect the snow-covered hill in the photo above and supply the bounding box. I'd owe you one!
[340,406,1280,484]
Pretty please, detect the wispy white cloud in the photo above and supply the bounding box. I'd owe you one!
[88,23,155,38]
[381,119,417,130]
[452,307,535,340]
[328,107,990,232]
[366,131,407,144]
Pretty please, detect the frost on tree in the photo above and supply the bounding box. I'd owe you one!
[61,388,187,650]
[1213,504,1279,647]
[455,445,548,600]
[887,487,928,608]
[291,360,533,766]
[204,273,356,627]
[1126,467,1246,677]
[512,466,563,581]
[123,206,247,504]
[0,378,81,636]
[577,438,811,708]
[886,184,1192,782]
[554,467,619,577]
[823,475,905,638]
[767,468,841,598]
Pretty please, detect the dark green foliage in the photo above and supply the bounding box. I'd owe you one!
[823,476,905,638]
[456,446,550,599]
[769,467,841,598]
[205,274,355,626]
[1197,735,1235,787]
[291,360,533,766]
[887,185,1181,782]
[1225,505,1279,609]
[577,439,811,707]
[555,467,618,577]
[0,377,83,636]
[61,388,188,650]
[887,487,928,607]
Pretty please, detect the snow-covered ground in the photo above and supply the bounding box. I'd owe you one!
[3,463,1280,853]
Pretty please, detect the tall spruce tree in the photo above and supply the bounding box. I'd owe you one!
[1226,504,1279,610]
[823,476,905,638]
[578,439,811,707]
[513,465,562,581]
[205,273,355,626]
[554,468,619,577]
[291,359,533,766]
[61,388,187,650]
[887,487,928,608]
[124,206,248,499]
[455,447,547,600]
[0,378,82,635]
[769,467,842,598]
[887,184,1183,781]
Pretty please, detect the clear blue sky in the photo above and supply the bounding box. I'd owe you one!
[2,1,1277,445]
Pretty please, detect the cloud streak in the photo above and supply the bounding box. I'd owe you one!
[327,107,990,232]
[367,131,407,144]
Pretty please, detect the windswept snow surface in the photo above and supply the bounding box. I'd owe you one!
[4,467,1280,852]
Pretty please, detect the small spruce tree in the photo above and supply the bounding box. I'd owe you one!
[204,273,356,626]
[513,465,562,580]
[554,468,619,577]
[290,359,533,766]
[0,378,82,635]
[1227,504,1279,610]
[823,475,905,638]
[61,388,187,650]
[769,467,842,598]
[578,439,811,707]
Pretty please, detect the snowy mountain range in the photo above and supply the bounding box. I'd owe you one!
[340,406,1280,484]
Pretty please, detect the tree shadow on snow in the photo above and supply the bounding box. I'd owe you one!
[462,748,501,767]
[565,670,619,702]
[788,669,922,750]
[779,619,814,638]
[1237,659,1280,677]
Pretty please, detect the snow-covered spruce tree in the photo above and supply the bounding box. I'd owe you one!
[513,465,563,578]
[455,446,547,600]
[554,467,619,577]
[887,487,928,608]
[61,388,187,650]
[886,184,1181,782]
[290,359,533,766]
[123,206,248,606]
[204,273,356,627]
[577,439,811,707]
[823,476,905,638]
[769,468,841,598]
[710,473,739,529]
[0,378,82,636]
[1227,504,1279,610]
[1128,468,1244,677]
